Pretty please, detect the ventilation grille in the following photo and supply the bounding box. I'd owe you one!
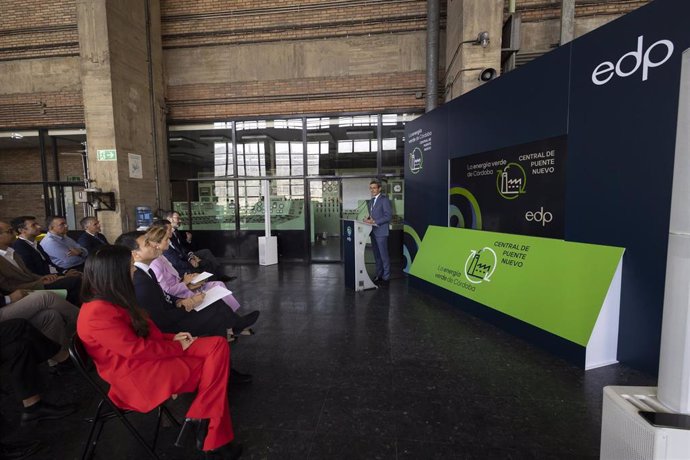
[601,388,663,460]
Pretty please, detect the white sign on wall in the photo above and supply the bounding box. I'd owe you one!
[128,153,142,179]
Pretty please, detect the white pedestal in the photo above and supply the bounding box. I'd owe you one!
[258,236,278,266]
[658,49,690,415]
[601,386,690,460]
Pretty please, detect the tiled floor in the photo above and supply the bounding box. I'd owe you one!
[0,263,656,459]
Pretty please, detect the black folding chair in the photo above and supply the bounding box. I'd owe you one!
[68,334,181,460]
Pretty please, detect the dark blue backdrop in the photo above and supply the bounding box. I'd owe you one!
[405,0,690,373]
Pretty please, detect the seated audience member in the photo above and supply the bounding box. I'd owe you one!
[115,232,258,341]
[0,318,77,425]
[165,211,235,282]
[157,219,199,278]
[11,215,82,278]
[76,216,109,255]
[148,222,241,313]
[77,245,242,458]
[0,220,81,305]
[0,289,79,370]
[39,216,88,271]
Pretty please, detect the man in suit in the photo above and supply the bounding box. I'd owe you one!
[11,216,82,278]
[363,179,393,287]
[39,216,88,272]
[0,220,81,305]
[76,216,109,255]
[165,211,235,282]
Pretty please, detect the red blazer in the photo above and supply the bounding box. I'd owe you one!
[77,299,203,412]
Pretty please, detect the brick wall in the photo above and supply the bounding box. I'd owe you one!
[0,0,78,61]
[0,0,83,128]
[161,0,430,48]
[167,71,426,120]
[506,0,652,63]
[508,0,649,22]
[0,145,85,223]
[0,0,657,131]
[161,0,437,119]
[0,90,83,129]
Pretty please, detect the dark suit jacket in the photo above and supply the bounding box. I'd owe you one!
[368,194,392,237]
[162,245,194,277]
[171,229,192,255]
[12,238,63,276]
[77,232,109,256]
[132,267,230,337]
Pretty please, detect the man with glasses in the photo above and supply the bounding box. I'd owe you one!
[76,216,109,255]
[39,216,88,272]
[165,211,235,282]
[0,220,82,305]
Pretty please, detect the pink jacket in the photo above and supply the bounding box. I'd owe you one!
[149,256,240,311]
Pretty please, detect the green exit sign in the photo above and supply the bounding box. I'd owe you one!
[97,149,117,161]
[67,175,81,182]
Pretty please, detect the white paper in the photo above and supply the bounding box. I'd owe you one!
[191,271,213,284]
[194,285,232,311]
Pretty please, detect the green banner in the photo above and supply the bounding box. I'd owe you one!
[409,226,624,346]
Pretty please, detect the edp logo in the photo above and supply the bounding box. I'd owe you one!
[592,35,674,86]
[525,207,552,226]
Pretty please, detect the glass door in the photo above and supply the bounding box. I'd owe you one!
[309,179,343,261]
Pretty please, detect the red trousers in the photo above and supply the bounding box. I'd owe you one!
[175,336,233,451]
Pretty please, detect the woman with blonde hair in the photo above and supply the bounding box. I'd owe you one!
[146,224,241,311]
[144,224,257,338]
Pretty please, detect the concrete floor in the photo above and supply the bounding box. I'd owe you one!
[0,263,656,459]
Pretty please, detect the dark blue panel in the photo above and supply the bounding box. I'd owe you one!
[447,45,571,159]
[406,0,690,374]
[404,106,449,267]
[567,0,690,372]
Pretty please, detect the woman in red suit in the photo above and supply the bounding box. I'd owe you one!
[76,245,241,459]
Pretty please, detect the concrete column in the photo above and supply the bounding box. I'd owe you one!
[560,0,576,45]
[76,0,169,240]
[444,0,503,101]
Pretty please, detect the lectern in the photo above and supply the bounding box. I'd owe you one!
[342,219,377,291]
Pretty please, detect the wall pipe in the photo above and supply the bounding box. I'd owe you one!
[425,0,440,112]
[145,0,161,211]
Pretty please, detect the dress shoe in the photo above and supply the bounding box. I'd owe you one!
[175,418,209,451]
[0,440,42,459]
[372,276,381,284]
[230,368,253,385]
[378,279,390,288]
[231,311,260,334]
[205,441,243,459]
[20,401,77,426]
